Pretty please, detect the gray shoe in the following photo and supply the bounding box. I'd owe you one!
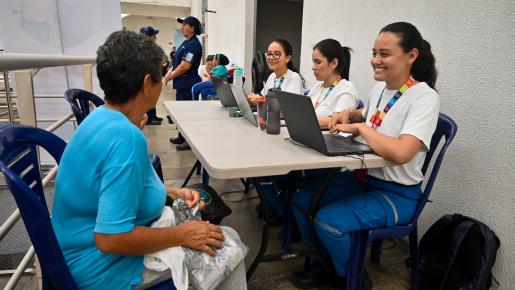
[176,142,191,151]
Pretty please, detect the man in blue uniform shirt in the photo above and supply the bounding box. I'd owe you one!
[165,16,203,150]
[140,26,164,125]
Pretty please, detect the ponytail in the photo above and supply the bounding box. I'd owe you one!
[412,39,436,89]
[339,46,352,80]
[380,22,437,89]
[314,39,353,80]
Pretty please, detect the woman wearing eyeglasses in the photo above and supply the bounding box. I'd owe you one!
[309,39,358,128]
[248,39,304,102]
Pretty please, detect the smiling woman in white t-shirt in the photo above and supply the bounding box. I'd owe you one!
[290,22,440,288]
[308,39,359,127]
[248,39,304,103]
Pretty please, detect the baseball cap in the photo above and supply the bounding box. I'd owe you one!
[177,16,202,35]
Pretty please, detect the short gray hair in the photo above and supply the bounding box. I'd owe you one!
[96,30,164,104]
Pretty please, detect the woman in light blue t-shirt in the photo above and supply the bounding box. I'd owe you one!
[52,31,225,290]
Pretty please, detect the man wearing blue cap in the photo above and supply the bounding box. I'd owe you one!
[165,16,203,150]
[140,26,163,125]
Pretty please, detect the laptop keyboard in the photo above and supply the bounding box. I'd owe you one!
[323,134,354,152]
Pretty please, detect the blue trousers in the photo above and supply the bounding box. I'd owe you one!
[176,88,193,101]
[291,170,421,277]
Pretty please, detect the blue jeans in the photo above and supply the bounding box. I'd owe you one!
[291,170,421,276]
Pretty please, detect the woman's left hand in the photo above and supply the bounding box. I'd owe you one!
[167,187,203,208]
[329,123,363,137]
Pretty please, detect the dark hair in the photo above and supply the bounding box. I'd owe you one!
[313,39,352,80]
[214,53,229,66]
[271,38,305,86]
[96,31,164,105]
[206,54,214,62]
[380,22,437,89]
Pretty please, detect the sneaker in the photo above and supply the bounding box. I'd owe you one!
[332,270,373,290]
[167,116,173,124]
[176,142,191,151]
[147,118,162,125]
[291,259,328,289]
[170,136,185,144]
[155,116,163,121]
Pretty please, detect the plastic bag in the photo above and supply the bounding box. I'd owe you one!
[172,199,249,290]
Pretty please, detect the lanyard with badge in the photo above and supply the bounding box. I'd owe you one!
[369,77,414,128]
[274,72,287,89]
[355,77,414,185]
[313,76,341,109]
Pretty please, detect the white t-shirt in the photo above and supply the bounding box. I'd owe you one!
[309,79,358,116]
[261,69,304,96]
[362,82,440,185]
[198,65,210,82]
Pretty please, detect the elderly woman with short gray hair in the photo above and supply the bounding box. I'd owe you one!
[50,30,245,290]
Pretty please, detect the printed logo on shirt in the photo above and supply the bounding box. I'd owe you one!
[185,52,194,62]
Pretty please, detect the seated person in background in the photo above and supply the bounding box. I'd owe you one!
[210,53,230,79]
[198,54,215,81]
[51,30,247,290]
[290,22,439,289]
[248,38,304,102]
[308,38,358,127]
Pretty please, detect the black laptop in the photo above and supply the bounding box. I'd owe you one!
[275,90,373,156]
[211,77,238,107]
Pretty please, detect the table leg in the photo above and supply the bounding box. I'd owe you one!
[182,160,201,187]
[246,177,269,280]
[202,168,210,185]
[309,168,337,274]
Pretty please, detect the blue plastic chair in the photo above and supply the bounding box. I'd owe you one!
[64,89,105,125]
[0,125,74,289]
[356,99,364,109]
[0,125,175,290]
[346,113,458,290]
[191,81,217,100]
[64,89,164,182]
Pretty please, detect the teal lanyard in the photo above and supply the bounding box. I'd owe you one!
[274,75,286,89]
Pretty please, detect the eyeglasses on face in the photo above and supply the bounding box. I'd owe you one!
[266,51,282,59]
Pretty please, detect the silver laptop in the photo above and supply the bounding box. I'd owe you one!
[230,85,257,126]
[211,77,238,107]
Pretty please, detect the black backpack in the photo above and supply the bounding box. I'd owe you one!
[419,214,500,290]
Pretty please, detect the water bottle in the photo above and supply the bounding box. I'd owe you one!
[256,96,267,130]
[265,90,280,135]
[233,67,243,88]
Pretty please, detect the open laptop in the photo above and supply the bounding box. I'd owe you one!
[230,84,257,126]
[211,77,238,107]
[275,90,373,156]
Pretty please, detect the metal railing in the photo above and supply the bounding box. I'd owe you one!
[0,52,96,290]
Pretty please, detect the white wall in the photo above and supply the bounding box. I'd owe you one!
[0,0,121,145]
[122,15,181,56]
[206,0,255,92]
[301,0,515,288]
